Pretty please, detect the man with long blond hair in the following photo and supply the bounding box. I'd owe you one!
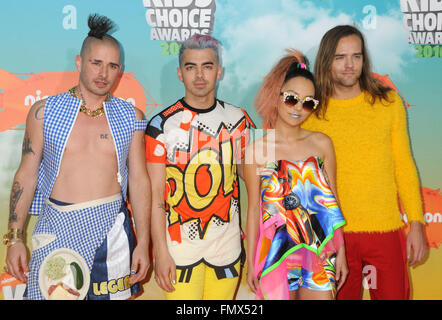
[302,25,426,300]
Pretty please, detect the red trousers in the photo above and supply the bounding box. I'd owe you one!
[337,229,410,300]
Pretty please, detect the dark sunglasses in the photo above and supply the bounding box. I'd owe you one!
[281,91,319,111]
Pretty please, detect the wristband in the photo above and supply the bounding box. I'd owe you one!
[2,228,23,246]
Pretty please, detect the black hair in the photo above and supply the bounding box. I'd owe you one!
[80,14,120,57]
[283,57,315,86]
[87,14,115,39]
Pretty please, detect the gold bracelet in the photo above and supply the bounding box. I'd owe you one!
[3,235,23,246]
[6,238,23,248]
[3,229,23,246]
[8,228,22,237]
[8,228,22,233]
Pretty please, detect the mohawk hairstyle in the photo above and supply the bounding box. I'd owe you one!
[87,13,115,39]
[80,14,120,58]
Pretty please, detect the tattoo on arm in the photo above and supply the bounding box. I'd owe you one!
[100,134,109,139]
[9,181,23,223]
[157,203,166,211]
[34,103,44,120]
[22,133,35,155]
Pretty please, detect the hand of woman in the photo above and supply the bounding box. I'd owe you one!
[335,245,348,292]
[246,263,259,293]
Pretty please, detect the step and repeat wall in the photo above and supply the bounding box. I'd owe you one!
[1,0,441,300]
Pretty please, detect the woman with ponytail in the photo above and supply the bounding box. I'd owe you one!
[244,50,348,300]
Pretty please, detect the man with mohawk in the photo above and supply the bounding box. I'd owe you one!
[4,14,151,300]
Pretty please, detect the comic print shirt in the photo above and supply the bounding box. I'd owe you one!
[145,98,254,266]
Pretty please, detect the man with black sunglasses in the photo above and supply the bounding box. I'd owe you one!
[302,25,426,300]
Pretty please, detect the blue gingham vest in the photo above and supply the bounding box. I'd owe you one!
[29,91,147,215]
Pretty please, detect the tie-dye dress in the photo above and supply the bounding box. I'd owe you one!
[254,156,345,299]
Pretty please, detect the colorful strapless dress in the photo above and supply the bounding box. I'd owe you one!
[254,156,345,299]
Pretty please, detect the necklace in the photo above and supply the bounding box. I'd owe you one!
[79,104,105,118]
[68,86,110,118]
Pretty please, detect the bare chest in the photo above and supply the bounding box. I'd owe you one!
[64,113,116,156]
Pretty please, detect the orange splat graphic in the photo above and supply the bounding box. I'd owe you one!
[372,72,415,108]
[400,187,442,249]
[168,122,245,239]
[0,69,161,132]
[175,126,240,232]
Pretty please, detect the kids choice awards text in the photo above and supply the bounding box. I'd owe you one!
[143,0,216,42]
[401,0,442,58]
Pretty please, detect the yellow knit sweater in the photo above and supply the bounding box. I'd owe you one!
[302,91,425,232]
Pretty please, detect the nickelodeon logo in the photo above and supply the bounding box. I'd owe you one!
[423,212,442,223]
[24,89,136,108]
[401,187,442,249]
[0,68,161,132]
